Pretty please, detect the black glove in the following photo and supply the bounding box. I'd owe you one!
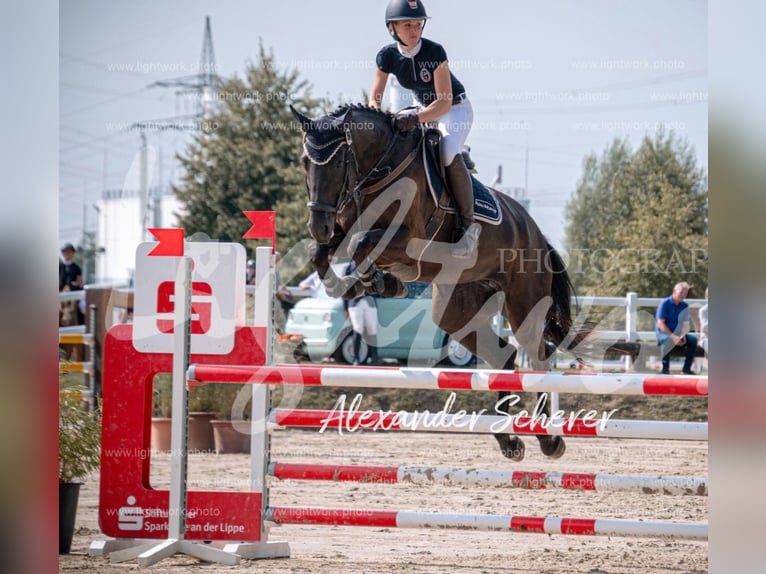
[394,113,420,132]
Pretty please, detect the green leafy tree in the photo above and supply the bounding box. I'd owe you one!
[173,43,325,266]
[564,131,708,299]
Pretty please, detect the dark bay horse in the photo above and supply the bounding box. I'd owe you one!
[291,104,592,461]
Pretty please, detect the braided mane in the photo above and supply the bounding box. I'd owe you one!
[304,103,397,165]
[330,103,394,122]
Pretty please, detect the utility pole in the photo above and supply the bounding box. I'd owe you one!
[96,17,223,283]
[149,15,221,120]
[129,15,223,241]
[139,132,149,242]
[82,181,89,282]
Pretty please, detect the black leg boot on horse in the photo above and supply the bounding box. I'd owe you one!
[445,154,481,259]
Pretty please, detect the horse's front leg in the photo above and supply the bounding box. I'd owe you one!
[347,227,410,298]
[308,239,363,299]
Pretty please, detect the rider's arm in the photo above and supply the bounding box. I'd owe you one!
[370,68,389,109]
[414,61,453,123]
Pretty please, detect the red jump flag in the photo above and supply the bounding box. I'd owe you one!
[243,210,276,252]
[147,228,185,256]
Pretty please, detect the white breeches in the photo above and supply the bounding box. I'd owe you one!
[437,98,474,165]
[348,298,378,336]
[403,98,474,165]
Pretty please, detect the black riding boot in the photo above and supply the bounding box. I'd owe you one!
[445,155,481,259]
[352,331,362,365]
[367,334,380,366]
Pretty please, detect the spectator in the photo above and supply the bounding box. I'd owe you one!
[245,259,256,285]
[343,261,380,366]
[59,243,83,291]
[59,243,84,325]
[698,287,708,356]
[298,270,322,296]
[655,281,698,375]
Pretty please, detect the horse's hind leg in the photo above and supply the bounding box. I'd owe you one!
[431,284,526,461]
[505,297,566,459]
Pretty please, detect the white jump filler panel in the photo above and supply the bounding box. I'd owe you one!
[132,241,246,355]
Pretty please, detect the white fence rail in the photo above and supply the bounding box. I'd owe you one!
[491,292,705,372]
[112,288,705,372]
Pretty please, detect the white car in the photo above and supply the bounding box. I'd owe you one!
[284,271,475,367]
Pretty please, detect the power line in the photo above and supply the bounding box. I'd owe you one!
[61,17,201,61]
[475,98,707,115]
[61,85,154,118]
[471,68,708,107]
[60,80,165,101]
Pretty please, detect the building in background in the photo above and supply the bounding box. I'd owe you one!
[94,186,182,285]
[72,17,217,286]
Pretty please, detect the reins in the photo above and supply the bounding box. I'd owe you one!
[304,115,423,218]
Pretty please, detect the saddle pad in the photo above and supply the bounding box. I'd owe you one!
[423,140,502,225]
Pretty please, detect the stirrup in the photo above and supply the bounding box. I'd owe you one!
[451,222,481,259]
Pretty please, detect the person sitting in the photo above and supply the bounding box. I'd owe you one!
[655,281,698,375]
[369,0,480,259]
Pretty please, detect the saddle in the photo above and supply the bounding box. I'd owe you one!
[422,128,502,225]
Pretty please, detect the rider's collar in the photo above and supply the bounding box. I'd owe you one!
[397,40,422,59]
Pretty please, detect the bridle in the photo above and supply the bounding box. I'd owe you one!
[304,117,422,219]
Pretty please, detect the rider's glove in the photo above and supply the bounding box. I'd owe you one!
[394,113,420,132]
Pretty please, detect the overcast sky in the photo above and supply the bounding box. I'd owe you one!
[60,0,707,252]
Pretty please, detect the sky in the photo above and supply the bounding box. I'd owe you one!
[60,0,707,252]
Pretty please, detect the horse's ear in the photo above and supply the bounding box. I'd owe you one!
[335,108,353,131]
[290,105,314,132]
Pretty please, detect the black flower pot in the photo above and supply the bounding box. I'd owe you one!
[59,482,81,554]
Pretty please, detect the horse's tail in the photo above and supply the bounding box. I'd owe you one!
[544,242,592,352]
[545,242,638,364]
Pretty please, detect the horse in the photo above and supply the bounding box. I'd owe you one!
[291,103,593,461]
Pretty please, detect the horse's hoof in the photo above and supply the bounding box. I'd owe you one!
[539,435,566,459]
[340,276,364,300]
[377,272,407,298]
[496,435,525,461]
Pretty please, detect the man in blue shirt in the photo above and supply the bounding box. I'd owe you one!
[655,281,698,375]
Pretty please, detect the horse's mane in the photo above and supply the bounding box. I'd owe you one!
[330,103,395,122]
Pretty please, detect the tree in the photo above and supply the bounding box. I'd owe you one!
[564,131,708,299]
[173,43,325,273]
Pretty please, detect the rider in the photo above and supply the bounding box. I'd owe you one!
[369,0,480,259]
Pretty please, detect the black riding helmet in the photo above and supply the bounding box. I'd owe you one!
[385,0,429,44]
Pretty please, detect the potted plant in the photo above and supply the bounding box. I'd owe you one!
[186,382,218,453]
[150,374,173,451]
[59,387,101,554]
[204,383,252,454]
[152,375,217,453]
